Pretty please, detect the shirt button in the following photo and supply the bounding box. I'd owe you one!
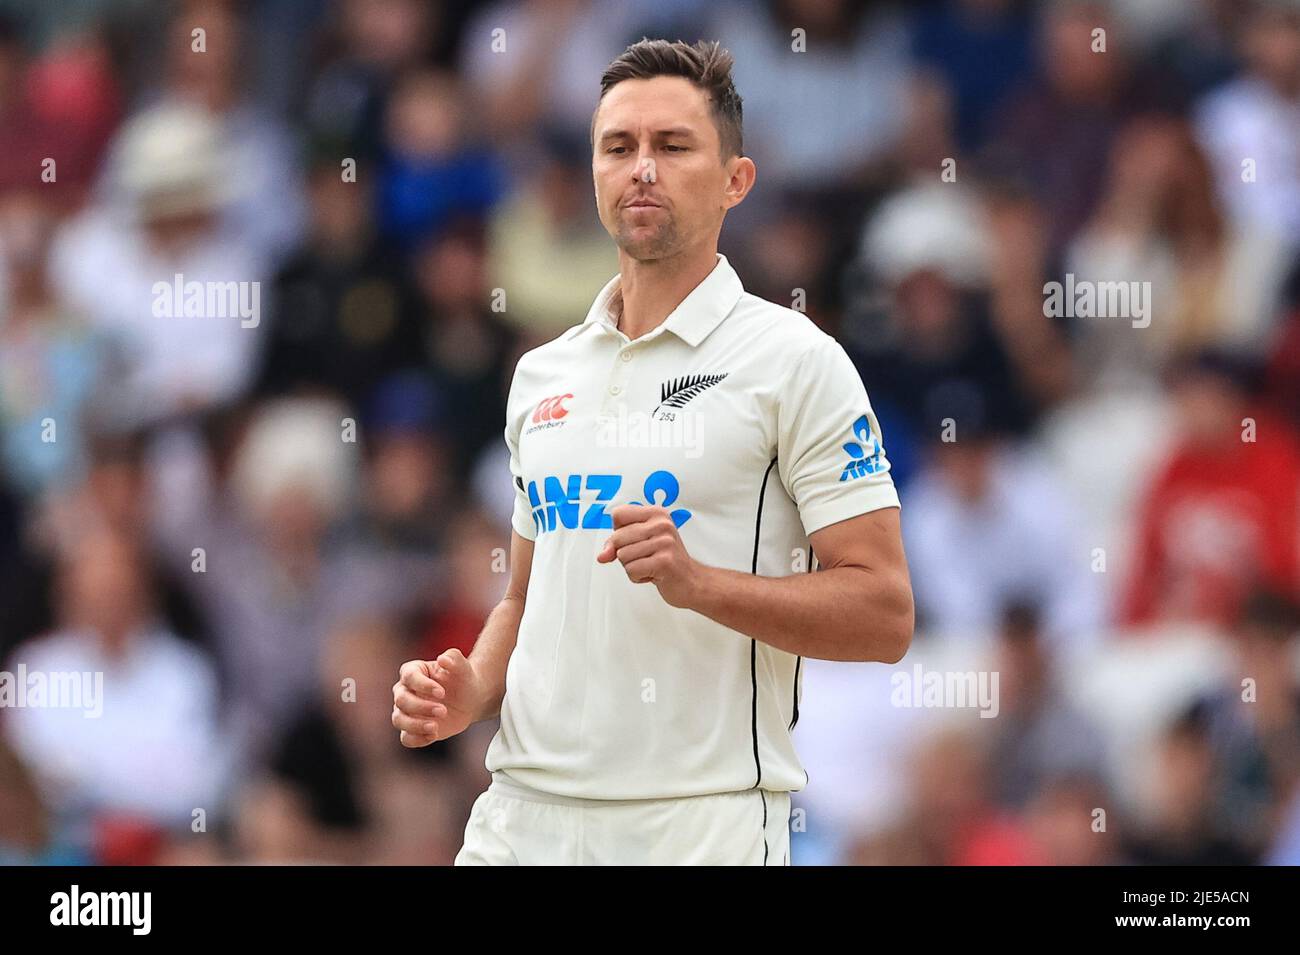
[609,384,622,396]
[621,351,632,362]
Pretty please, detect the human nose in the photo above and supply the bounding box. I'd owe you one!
[631,153,657,185]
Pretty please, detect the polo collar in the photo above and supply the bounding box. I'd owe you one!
[573,253,743,348]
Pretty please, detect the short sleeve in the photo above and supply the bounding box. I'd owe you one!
[775,336,900,536]
[505,376,538,542]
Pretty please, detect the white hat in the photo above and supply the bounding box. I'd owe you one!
[230,398,358,525]
[114,102,233,219]
[861,182,991,288]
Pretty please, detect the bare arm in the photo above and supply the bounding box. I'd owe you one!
[392,530,533,746]
[466,530,534,721]
[598,505,912,664]
[687,508,912,662]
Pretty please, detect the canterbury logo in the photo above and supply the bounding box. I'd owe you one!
[532,393,573,423]
[653,373,728,416]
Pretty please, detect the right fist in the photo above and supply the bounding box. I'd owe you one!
[391,650,481,747]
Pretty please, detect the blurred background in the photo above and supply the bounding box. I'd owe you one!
[1,0,1299,866]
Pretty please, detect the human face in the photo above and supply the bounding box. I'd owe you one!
[592,75,748,261]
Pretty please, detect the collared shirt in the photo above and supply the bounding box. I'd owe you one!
[488,253,900,800]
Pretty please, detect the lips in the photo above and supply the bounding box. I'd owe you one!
[624,197,662,209]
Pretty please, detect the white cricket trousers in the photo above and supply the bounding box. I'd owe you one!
[455,772,792,866]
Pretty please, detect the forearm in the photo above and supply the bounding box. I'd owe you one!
[684,561,913,663]
[466,594,526,722]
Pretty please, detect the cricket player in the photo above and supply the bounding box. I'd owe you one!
[392,38,913,865]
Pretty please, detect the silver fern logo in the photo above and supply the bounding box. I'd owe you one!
[652,373,728,420]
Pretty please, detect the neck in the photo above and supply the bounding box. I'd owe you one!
[613,244,719,340]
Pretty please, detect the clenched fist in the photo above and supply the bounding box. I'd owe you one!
[595,503,700,608]
[391,650,485,747]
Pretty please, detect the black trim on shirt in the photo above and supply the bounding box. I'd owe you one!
[789,655,803,731]
[789,545,813,731]
[749,456,778,791]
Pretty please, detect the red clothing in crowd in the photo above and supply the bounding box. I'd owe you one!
[951,814,1046,865]
[1121,412,1300,628]
[418,603,482,661]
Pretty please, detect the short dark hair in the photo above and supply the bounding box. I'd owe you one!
[593,38,744,159]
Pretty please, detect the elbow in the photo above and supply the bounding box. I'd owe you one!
[876,619,913,665]
[870,578,914,664]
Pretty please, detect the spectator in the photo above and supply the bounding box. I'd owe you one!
[0,188,103,498]
[374,68,504,251]
[1193,590,1300,857]
[487,127,620,337]
[254,156,422,407]
[850,726,1044,865]
[2,529,227,858]
[407,224,519,474]
[305,0,436,160]
[1121,350,1300,629]
[49,102,266,428]
[900,385,1103,653]
[985,0,1167,256]
[1194,0,1300,249]
[910,0,1035,153]
[712,0,912,191]
[987,601,1108,810]
[154,397,391,766]
[0,429,213,666]
[135,0,308,265]
[849,182,1053,463]
[1121,702,1257,864]
[1067,114,1292,388]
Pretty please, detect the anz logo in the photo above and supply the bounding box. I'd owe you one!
[527,469,692,535]
[840,414,886,482]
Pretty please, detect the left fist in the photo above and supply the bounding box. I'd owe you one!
[596,504,698,608]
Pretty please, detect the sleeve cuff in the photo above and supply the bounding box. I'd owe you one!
[798,484,901,537]
[511,508,538,541]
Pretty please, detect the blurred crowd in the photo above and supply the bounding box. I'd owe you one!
[1,0,1299,865]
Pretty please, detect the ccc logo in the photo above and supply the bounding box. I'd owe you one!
[532,393,573,423]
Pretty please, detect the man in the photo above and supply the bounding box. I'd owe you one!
[392,38,913,865]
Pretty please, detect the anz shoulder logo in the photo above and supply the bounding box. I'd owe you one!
[839,414,886,482]
[527,469,692,535]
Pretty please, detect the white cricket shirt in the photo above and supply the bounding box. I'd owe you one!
[486,253,900,800]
